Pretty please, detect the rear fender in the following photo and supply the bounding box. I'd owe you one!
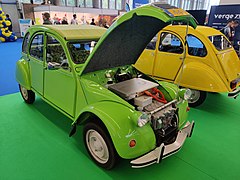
[16,58,31,89]
[175,62,229,92]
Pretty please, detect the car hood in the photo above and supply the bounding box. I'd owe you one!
[83,3,197,74]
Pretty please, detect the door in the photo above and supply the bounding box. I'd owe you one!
[43,34,75,117]
[153,32,184,81]
[29,33,44,95]
[135,35,158,75]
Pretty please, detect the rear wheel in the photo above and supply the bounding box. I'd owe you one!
[19,84,35,104]
[188,89,207,107]
[83,121,118,170]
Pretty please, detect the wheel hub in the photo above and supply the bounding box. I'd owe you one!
[86,130,109,164]
[20,86,28,100]
[188,89,200,103]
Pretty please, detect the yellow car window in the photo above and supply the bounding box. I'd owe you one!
[159,32,183,54]
[187,35,207,57]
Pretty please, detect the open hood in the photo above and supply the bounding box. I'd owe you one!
[83,3,197,74]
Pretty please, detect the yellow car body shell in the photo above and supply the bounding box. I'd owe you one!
[135,25,240,93]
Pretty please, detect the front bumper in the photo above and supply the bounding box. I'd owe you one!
[130,121,195,168]
[228,87,240,99]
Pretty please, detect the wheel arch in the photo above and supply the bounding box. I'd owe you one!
[16,58,31,89]
[72,101,156,159]
[175,62,229,92]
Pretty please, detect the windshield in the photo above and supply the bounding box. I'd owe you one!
[208,35,231,51]
[68,41,97,64]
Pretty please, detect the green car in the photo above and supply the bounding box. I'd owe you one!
[16,3,196,169]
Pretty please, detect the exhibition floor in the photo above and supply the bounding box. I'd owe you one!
[1,92,240,179]
[1,41,240,179]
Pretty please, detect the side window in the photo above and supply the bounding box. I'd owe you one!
[46,35,69,69]
[187,35,207,57]
[159,32,183,54]
[30,34,44,60]
[22,32,30,53]
[68,42,92,64]
[146,35,158,50]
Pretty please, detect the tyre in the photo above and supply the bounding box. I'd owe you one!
[83,121,118,170]
[19,84,35,104]
[188,89,207,107]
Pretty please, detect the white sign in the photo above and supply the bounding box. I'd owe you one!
[18,19,32,37]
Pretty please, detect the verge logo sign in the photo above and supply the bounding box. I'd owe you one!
[208,5,240,30]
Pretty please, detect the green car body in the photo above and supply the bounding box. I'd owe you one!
[16,3,196,169]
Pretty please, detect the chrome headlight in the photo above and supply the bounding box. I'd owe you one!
[184,89,192,100]
[137,113,150,127]
[179,89,192,100]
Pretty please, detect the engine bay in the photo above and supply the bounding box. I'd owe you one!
[104,67,178,145]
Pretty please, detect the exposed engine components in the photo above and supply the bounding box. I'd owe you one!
[108,78,158,100]
[134,95,152,108]
[107,70,179,146]
[144,87,167,104]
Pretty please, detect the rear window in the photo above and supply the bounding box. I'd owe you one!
[208,35,231,51]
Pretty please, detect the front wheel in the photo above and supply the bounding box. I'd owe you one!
[83,122,118,170]
[19,84,35,104]
[188,89,207,107]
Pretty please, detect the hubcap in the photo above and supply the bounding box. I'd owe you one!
[188,89,200,104]
[86,129,109,164]
[20,86,28,100]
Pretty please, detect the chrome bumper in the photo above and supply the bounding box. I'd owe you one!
[130,121,195,168]
[228,88,240,99]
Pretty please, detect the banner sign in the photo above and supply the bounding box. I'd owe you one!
[19,19,32,37]
[208,4,240,30]
[132,0,148,9]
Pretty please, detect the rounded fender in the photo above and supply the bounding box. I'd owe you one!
[175,62,228,92]
[16,58,31,89]
[157,81,178,100]
[76,101,156,159]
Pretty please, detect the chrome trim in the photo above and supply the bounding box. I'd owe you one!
[150,99,177,115]
[130,121,194,168]
[228,88,240,99]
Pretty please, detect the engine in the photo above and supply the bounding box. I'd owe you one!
[108,77,178,145]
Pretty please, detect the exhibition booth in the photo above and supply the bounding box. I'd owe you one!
[32,5,118,25]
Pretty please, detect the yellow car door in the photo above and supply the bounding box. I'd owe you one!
[135,35,158,75]
[153,31,184,81]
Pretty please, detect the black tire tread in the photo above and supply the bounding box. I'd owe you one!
[189,90,207,107]
[19,84,35,104]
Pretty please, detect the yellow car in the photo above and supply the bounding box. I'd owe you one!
[135,25,240,107]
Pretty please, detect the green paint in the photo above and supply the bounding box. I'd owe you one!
[1,93,240,179]
[16,4,196,166]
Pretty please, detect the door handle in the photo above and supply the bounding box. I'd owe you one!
[150,52,155,56]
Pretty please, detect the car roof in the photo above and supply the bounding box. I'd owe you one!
[163,25,222,37]
[29,25,107,40]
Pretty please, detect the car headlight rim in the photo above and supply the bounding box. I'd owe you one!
[183,89,192,100]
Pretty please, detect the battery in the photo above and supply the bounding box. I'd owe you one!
[134,95,153,107]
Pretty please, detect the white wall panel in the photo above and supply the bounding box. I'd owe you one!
[220,0,240,4]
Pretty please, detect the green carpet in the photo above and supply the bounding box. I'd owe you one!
[0,92,240,179]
